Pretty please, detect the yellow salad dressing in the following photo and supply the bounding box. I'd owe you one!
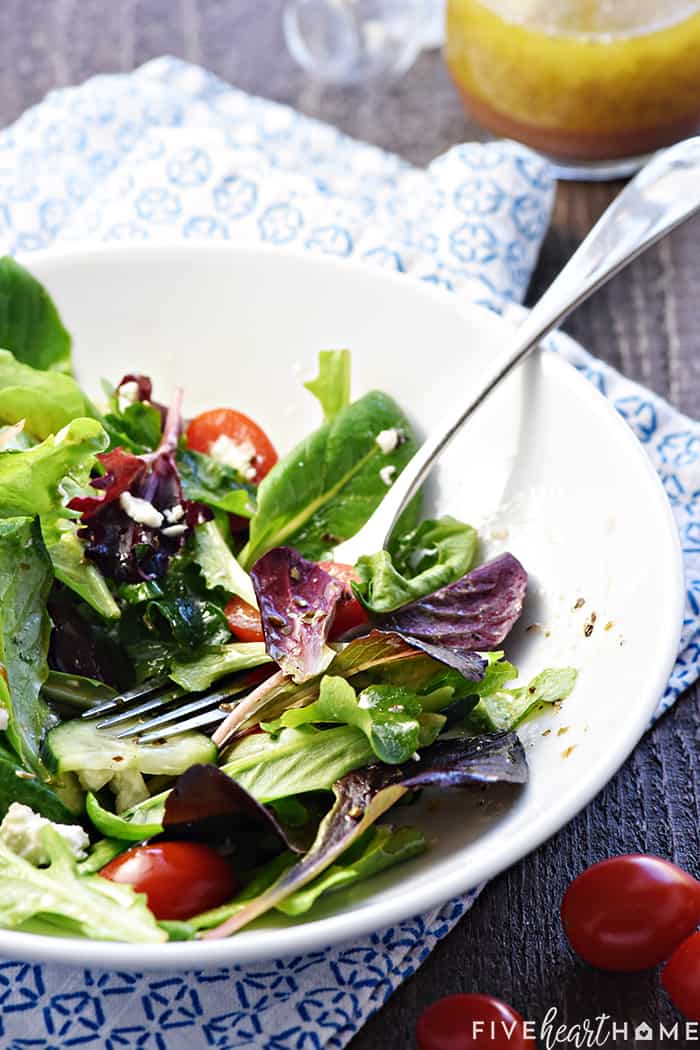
[445,0,700,159]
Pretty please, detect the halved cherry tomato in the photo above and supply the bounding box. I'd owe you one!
[186,408,277,483]
[561,855,700,972]
[225,596,264,642]
[319,561,369,640]
[416,994,534,1050]
[662,931,700,1021]
[101,842,236,920]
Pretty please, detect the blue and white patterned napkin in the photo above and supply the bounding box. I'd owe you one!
[0,56,698,1050]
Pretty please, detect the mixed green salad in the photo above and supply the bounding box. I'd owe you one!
[0,257,576,944]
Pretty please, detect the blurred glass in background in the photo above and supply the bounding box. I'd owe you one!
[283,0,445,84]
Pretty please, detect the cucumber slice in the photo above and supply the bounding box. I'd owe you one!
[86,792,163,842]
[43,720,217,778]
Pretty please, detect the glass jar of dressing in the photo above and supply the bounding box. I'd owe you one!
[445,0,700,178]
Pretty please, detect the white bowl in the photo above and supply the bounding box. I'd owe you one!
[7,242,683,968]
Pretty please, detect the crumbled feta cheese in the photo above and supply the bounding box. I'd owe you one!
[379,465,396,486]
[0,420,25,451]
[161,523,187,538]
[209,434,257,481]
[120,491,164,528]
[357,695,372,709]
[0,707,8,731]
[375,428,400,455]
[163,504,185,524]
[117,380,141,414]
[0,803,89,865]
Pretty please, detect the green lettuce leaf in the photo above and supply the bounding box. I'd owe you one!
[0,351,96,439]
[169,642,270,692]
[212,631,426,744]
[176,447,255,517]
[0,257,72,373]
[239,390,418,567]
[113,723,376,832]
[304,349,351,421]
[277,824,426,916]
[467,667,578,732]
[0,417,116,616]
[222,725,375,802]
[0,417,107,518]
[355,516,478,614]
[199,732,527,938]
[0,517,55,774]
[193,519,257,607]
[42,523,119,620]
[265,675,446,765]
[176,824,426,936]
[0,825,165,942]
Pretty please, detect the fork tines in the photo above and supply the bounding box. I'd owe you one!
[82,673,251,743]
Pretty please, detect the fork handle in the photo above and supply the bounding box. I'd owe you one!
[333,136,700,565]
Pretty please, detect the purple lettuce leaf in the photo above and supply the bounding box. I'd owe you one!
[373,552,527,674]
[159,763,312,860]
[70,388,201,582]
[201,730,527,938]
[251,547,344,684]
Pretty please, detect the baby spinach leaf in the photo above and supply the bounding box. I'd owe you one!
[119,555,230,680]
[239,390,418,567]
[42,670,116,710]
[103,401,162,455]
[0,517,55,774]
[0,257,72,373]
[266,675,445,765]
[355,516,478,613]
[200,731,528,937]
[177,447,255,517]
[0,742,76,823]
[0,351,97,439]
[304,349,351,420]
[467,667,578,732]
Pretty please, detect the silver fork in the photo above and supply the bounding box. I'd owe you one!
[83,137,700,746]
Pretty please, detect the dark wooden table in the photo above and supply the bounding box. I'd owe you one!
[2,3,698,1046]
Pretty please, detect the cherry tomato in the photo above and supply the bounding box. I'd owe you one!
[561,855,700,972]
[318,561,369,640]
[225,596,264,642]
[416,994,534,1050]
[186,408,278,483]
[662,931,700,1021]
[101,842,236,920]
